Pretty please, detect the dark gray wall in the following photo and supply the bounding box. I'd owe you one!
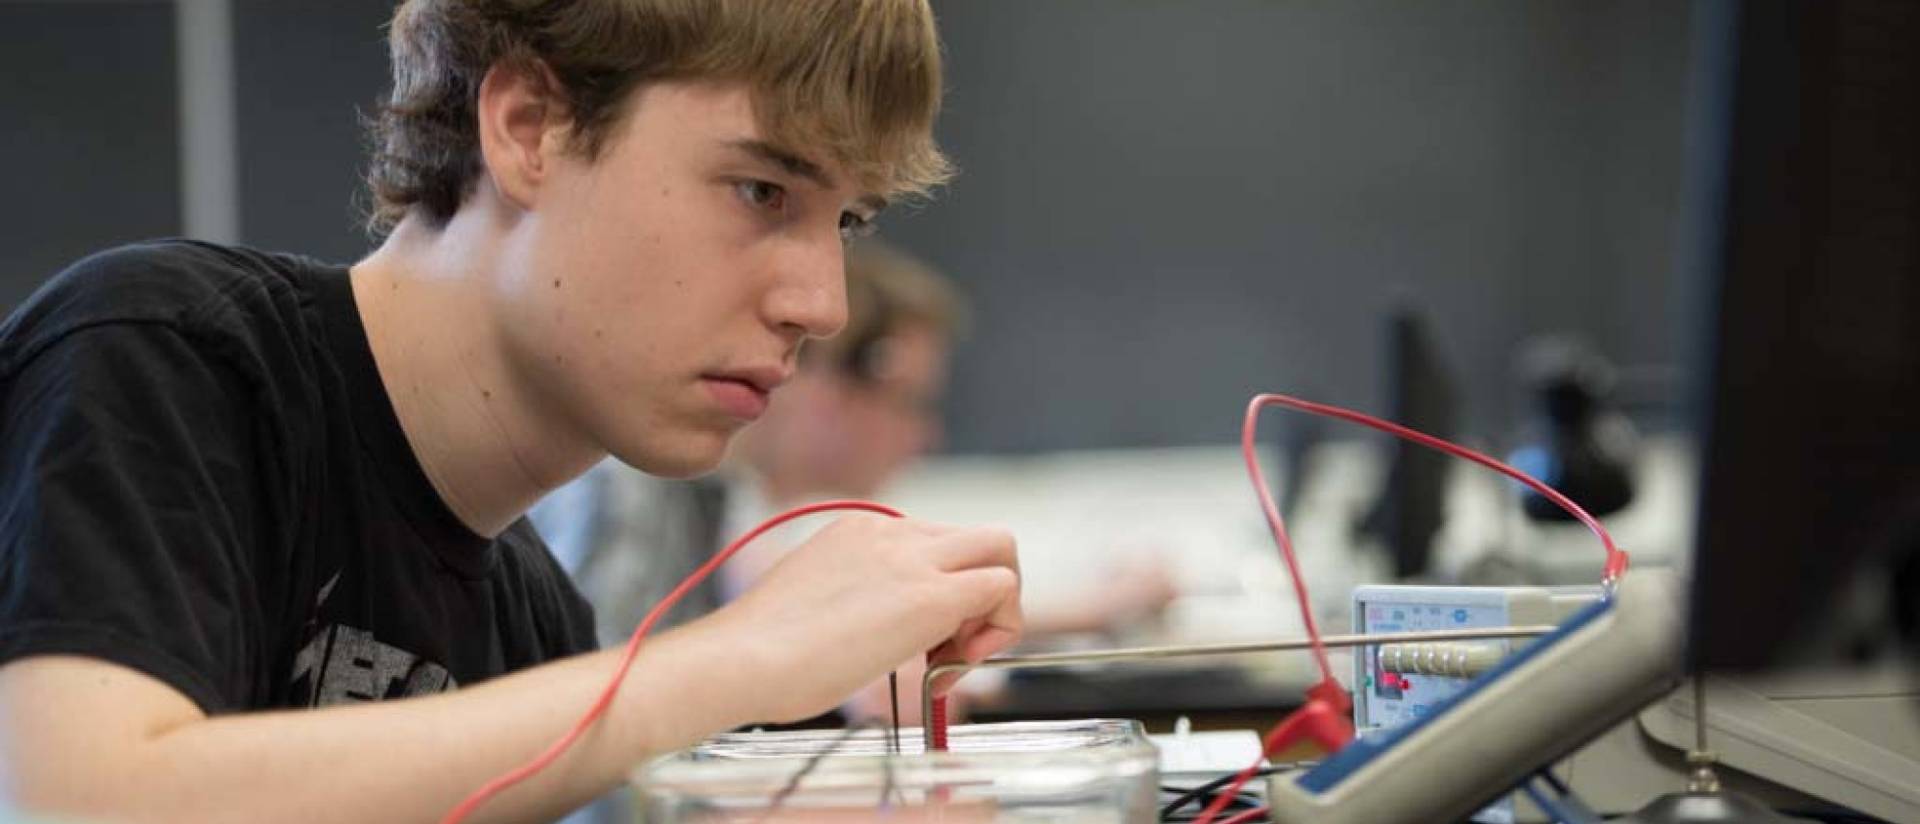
[1,1,1695,455]
[0,1,180,312]
[882,0,1694,452]
[233,0,395,264]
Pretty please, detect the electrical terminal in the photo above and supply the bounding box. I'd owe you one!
[1375,642,1506,679]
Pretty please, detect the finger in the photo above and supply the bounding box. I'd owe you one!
[888,515,963,539]
[924,626,1014,696]
[924,526,1019,574]
[925,639,970,696]
[921,555,1021,697]
[938,566,1022,660]
[929,667,967,697]
[830,514,960,546]
[948,617,985,648]
[957,624,1020,665]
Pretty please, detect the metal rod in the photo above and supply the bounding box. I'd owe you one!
[920,625,1557,748]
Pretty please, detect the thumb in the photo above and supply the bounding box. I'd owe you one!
[924,566,1022,694]
[940,565,1021,649]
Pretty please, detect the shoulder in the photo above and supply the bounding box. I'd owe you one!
[496,519,598,653]
[0,239,328,378]
[496,520,582,597]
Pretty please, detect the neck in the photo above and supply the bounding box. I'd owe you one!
[756,470,813,509]
[349,207,603,537]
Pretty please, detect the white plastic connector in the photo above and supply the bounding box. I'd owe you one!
[1376,642,1507,678]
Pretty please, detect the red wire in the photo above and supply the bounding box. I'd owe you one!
[929,695,950,750]
[1214,806,1271,824]
[1195,392,1628,824]
[1243,393,1627,583]
[1191,685,1348,824]
[440,500,905,824]
[1240,397,1335,687]
[1239,393,1629,690]
[446,392,1626,823]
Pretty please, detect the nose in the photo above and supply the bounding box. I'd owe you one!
[763,235,848,342]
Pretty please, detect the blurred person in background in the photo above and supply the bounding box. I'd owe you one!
[536,240,1176,727]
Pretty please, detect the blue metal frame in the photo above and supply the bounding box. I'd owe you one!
[1296,596,1615,793]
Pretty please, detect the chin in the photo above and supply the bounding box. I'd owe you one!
[610,429,733,479]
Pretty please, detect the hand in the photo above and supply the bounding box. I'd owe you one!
[696,513,1021,724]
[1096,556,1179,626]
[841,656,969,726]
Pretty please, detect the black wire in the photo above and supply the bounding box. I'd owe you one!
[878,736,897,812]
[888,671,901,755]
[756,720,883,824]
[1162,809,1272,824]
[1158,766,1291,820]
[882,672,906,810]
[1159,784,1261,809]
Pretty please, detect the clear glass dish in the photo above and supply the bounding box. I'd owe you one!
[633,720,1160,823]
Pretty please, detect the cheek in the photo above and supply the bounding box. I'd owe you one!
[841,405,907,464]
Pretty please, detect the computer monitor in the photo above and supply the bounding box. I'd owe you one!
[1687,0,1920,671]
[1358,307,1457,580]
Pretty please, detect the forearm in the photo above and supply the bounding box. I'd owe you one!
[11,625,758,824]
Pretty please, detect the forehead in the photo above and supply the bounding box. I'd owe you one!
[615,81,879,203]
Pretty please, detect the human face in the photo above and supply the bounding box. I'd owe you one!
[493,81,887,477]
[817,322,950,496]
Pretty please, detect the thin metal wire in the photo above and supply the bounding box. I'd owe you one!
[754,720,883,824]
[1160,766,1292,819]
[920,625,1557,748]
[888,671,902,755]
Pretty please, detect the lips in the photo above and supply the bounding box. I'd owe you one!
[700,366,790,421]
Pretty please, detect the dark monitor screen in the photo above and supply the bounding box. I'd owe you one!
[1359,308,1456,581]
[1687,0,1920,670]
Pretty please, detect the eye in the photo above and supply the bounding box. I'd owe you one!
[734,179,787,213]
[839,210,878,240]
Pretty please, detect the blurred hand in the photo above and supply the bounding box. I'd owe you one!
[695,513,1020,724]
[1096,556,1179,626]
[1022,554,1179,639]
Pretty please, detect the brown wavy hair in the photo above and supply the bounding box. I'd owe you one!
[365,0,953,233]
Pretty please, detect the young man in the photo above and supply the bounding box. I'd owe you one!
[535,239,968,651]
[0,2,1021,822]
[535,241,1176,735]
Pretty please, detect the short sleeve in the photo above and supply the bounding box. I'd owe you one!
[0,322,262,713]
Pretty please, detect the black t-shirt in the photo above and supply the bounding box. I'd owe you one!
[0,239,596,714]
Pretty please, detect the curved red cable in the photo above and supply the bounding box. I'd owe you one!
[448,391,1627,824]
[1244,393,1627,584]
[1198,392,1628,824]
[441,500,905,824]
[1191,683,1351,824]
[1215,806,1272,824]
[1241,396,1336,687]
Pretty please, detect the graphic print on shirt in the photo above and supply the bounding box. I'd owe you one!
[287,571,457,706]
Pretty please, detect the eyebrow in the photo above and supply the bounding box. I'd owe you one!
[726,139,889,215]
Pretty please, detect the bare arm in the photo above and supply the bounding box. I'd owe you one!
[0,515,1021,824]
[0,627,740,824]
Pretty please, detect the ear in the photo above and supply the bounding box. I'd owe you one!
[474,60,569,214]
